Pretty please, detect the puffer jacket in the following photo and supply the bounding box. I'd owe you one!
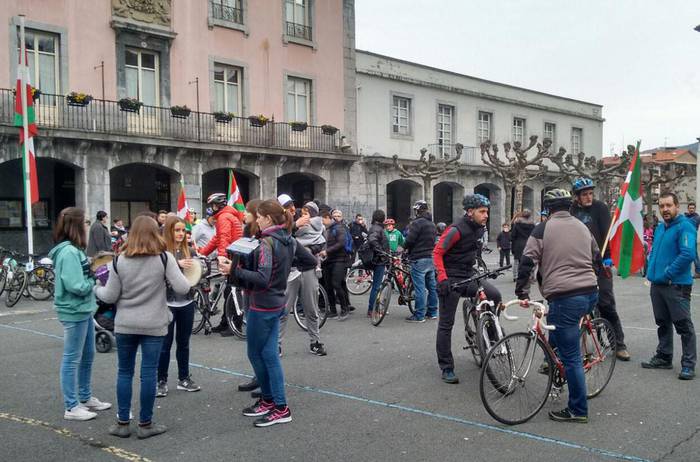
[200,205,243,256]
[404,213,437,260]
[647,215,697,285]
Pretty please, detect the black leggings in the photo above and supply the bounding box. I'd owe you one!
[323,261,349,312]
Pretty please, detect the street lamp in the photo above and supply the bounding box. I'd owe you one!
[695,26,700,208]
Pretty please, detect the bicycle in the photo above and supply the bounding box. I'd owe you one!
[2,250,28,307]
[455,265,511,367]
[479,299,617,425]
[192,259,246,339]
[370,250,415,326]
[291,271,330,331]
[24,254,55,301]
[345,260,372,295]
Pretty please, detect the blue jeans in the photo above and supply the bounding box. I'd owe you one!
[547,292,598,417]
[60,316,95,410]
[158,302,196,382]
[116,333,165,423]
[247,309,286,406]
[367,264,386,313]
[410,258,438,318]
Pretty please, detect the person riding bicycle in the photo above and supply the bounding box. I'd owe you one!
[434,193,502,384]
[404,200,438,323]
[515,188,602,424]
[571,177,630,361]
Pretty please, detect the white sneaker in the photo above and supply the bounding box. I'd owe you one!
[80,396,112,411]
[64,406,97,421]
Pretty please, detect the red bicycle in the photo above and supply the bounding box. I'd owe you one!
[370,251,415,326]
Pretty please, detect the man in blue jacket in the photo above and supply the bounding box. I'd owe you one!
[643,192,697,380]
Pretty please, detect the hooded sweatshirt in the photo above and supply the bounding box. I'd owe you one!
[49,241,96,322]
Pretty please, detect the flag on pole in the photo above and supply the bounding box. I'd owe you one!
[176,180,193,231]
[14,47,39,204]
[609,141,645,278]
[227,169,246,213]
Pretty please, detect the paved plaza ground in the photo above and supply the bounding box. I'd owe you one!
[2,252,700,462]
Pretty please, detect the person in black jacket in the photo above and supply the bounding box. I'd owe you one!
[510,209,535,281]
[320,210,351,320]
[496,223,511,267]
[404,200,438,322]
[366,209,390,317]
[349,214,368,261]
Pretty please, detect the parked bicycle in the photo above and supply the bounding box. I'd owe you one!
[291,272,330,332]
[192,258,246,339]
[479,299,617,425]
[0,249,55,307]
[370,250,415,326]
[345,260,372,295]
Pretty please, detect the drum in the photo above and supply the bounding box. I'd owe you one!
[182,258,207,286]
[90,251,114,273]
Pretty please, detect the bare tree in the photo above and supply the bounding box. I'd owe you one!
[392,143,463,209]
[480,135,555,220]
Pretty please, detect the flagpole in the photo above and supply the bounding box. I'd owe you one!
[19,15,34,256]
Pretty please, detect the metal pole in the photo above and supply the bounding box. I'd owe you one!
[94,61,105,130]
[189,77,200,141]
[374,160,379,211]
[19,15,33,255]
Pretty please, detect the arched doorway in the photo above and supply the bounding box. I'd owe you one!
[202,168,257,210]
[0,158,78,252]
[277,173,326,207]
[110,163,179,226]
[474,183,502,238]
[433,181,464,226]
[386,179,422,229]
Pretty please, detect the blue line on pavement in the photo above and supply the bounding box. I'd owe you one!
[0,323,652,462]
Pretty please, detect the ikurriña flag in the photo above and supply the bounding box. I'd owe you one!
[14,50,39,204]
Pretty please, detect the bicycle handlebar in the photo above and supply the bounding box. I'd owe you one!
[501,299,555,331]
[451,265,512,289]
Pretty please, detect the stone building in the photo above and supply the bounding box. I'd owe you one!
[0,0,359,252]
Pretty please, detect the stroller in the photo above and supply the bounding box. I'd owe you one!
[92,252,117,353]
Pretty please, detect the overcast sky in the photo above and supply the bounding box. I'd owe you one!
[355,0,700,155]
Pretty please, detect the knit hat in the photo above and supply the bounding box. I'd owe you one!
[277,194,294,208]
[303,201,319,217]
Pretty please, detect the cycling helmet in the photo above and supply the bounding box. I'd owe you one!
[572,177,595,193]
[463,193,491,210]
[543,188,573,210]
[436,222,447,233]
[206,193,227,206]
[384,218,396,226]
[413,200,429,212]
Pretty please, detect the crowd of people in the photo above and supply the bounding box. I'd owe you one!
[48,175,698,436]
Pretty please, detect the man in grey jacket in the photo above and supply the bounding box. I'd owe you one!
[86,211,112,257]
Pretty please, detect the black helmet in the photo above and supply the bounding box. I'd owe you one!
[463,193,490,210]
[206,193,227,206]
[572,177,595,193]
[413,200,429,212]
[436,222,447,233]
[543,188,572,210]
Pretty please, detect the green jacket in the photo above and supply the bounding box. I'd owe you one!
[385,229,405,252]
[48,241,96,322]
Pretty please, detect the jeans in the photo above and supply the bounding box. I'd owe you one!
[650,284,697,368]
[116,333,165,423]
[283,269,321,344]
[367,264,386,313]
[547,292,598,417]
[499,249,511,267]
[60,316,95,410]
[410,258,438,318]
[597,274,626,350]
[158,302,196,382]
[247,309,286,406]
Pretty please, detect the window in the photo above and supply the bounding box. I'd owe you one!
[392,96,411,136]
[213,64,242,114]
[125,48,159,106]
[286,77,310,123]
[437,104,454,157]
[285,0,312,40]
[512,118,525,143]
[544,122,556,146]
[571,127,583,154]
[477,111,492,144]
[17,29,60,104]
[211,0,243,24]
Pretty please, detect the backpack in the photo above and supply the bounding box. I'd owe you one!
[331,224,354,255]
[357,240,375,269]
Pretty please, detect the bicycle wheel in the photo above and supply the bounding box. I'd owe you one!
[26,267,54,301]
[293,284,329,331]
[5,271,27,308]
[462,300,482,367]
[225,288,246,339]
[403,277,415,314]
[0,266,7,298]
[477,313,505,359]
[371,281,392,326]
[580,317,617,398]
[191,288,208,335]
[346,268,372,295]
[480,332,553,425]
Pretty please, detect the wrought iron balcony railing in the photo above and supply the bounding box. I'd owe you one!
[0,89,341,154]
[286,21,312,41]
[211,1,243,24]
[427,143,480,165]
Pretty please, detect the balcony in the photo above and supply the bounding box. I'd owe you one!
[286,21,312,41]
[0,89,341,154]
[211,1,243,25]
[427,143,479,165]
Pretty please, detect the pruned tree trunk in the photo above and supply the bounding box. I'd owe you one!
[514,182,524,215]
[423,178,433,212]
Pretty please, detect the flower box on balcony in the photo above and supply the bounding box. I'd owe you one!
[321,124,338,135]
[290,121,308,132]
[13,86,41,102]
[118,97,142,113]
[170,105,191,119]
[248,114,269,128]
[213,111,235,123]
[66,92,93,107]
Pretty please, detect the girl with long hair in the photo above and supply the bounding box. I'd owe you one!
[49,207,112,421]
[96,215,191,439]
[156,216,201,397]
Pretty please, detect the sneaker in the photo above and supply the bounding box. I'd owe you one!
[348,305,356,312]
[327,311,339,319]
[367,311,373,318]
[310,341,328,356]
[80,396,112,411]
[548,408,588,423]
[242,399,275,417]
[177,376,201,392]
[156,380,168,397]
[426,312,438,320]
[679,367,696,380]
[616,349,631,361]
[136,422,167,439]
[441,368,459,384]
[254,406,292,427]
[405,315,426,323]
[210,322,227,333]
[64,406,97,421]
[337,310,349,321]
[219,329,235,337]
[641,356,673,369]
[238,378,260,392]
[108,421,131,438]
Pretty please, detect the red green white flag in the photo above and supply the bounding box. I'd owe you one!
[609,141,645,278]
[227,169,246,213]
[176,179,192,231]
[14,50,39,204]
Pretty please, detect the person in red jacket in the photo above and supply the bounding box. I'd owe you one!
[199,193,244,334]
